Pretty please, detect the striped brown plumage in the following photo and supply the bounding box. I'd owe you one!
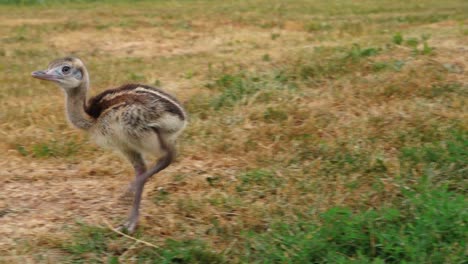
[86,83,186,120]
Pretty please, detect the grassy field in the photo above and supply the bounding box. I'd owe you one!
[0,0,467,263]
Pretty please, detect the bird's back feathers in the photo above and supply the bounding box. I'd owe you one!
[85,84,186,121]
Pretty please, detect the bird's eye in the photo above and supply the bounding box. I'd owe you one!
[62,66,71,74]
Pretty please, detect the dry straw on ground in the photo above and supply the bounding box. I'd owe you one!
[0,0,467,262]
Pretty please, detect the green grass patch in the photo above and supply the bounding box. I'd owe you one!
[346,44,380,61]
[392,32,404,45]
[400,130,467,193]
[295,44,380,81]
[62,223,119,263]
[210,73,261,109]
[424,82,467,98]
[137,240,226,264]
[61,223,225,264]
[16,139,82,158]
[212,74,260,109]
[209,71,296,109]
[236,169,283,197]
[305,21,332,32]
[243,182,467,263]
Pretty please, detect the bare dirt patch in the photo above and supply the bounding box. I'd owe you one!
[0,154,237,253]
[48,25,312,61]
[0,18,63,26]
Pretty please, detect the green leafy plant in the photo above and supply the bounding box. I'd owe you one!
[392,32,403,45]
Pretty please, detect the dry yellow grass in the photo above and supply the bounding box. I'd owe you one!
[0,0,467,262]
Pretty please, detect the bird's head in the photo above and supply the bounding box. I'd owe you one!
[32,57,88,91]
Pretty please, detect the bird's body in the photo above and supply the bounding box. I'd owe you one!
[32,57,187,233]
[86,84,186,157]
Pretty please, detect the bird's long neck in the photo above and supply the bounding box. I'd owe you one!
[65,82,94,130]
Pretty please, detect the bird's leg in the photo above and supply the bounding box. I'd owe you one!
[121,130,175,233]
[126,164,147,196]
[120,150,147,202]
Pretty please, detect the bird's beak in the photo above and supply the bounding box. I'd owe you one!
[31,70,62,81]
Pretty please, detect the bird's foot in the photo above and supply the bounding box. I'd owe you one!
[117,220,138,234]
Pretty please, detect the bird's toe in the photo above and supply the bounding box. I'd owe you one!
[117,220,138,234]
